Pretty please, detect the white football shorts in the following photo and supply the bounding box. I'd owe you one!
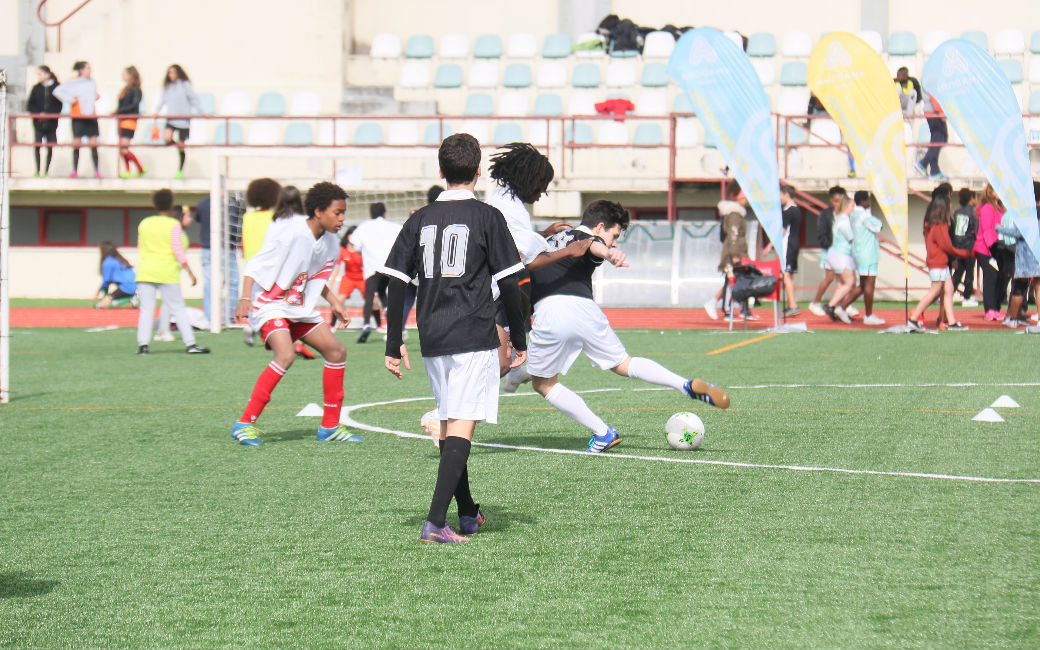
[527,295,629,378]
[424,349,500,424]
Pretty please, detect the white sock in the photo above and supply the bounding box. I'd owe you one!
[626,357,687,392]
[544,383,608,436]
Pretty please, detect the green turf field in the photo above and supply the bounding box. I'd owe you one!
[2,327,1039,649]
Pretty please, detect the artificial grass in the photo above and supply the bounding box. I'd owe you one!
[1,328,1038,649]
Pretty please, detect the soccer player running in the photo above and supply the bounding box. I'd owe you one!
[382,134,529,544]
[230,182,362,446]
[527,200,731,453]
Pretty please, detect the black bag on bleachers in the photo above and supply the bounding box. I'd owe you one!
[732,265,777,302]
[610,19,642,52]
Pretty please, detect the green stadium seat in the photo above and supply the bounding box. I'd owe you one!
[961,31,988,51]
[353,123,384,145]
[542,33,572,58]
[1031,30,1040,54]
[473,34,503,58]
[423,122,453,145]
[533,93,563,116]
[211,122,243,145]
[434,64,464,88]
[747,33,777,57]
[464,93,494,116]
[493,123,525,145]
[283,123,313,145]
[196,92,216,115]
[632,123,663,145]
[673,93,694,113]
[888,31,918,55]
[641,63,670,87]
[572,63,601,88]
[780,61,808,86]
[998,59,1023,84]
[503,63,532,88]
[565,123,593,144]
[1028,90,1040,114]
[777,126,808,146]
[255,92,286,116]
[405,34,434,59]
[703,129,716,148]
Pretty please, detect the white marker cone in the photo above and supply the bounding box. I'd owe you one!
[295,403,323,417]
[991,395,1020,408]
[972,408,1005,423]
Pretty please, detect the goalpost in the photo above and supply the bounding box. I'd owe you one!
[1,69,10,403]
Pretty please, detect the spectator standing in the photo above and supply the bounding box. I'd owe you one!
[823,196,856,324]
[846,191,885,325]
[894,67,922,115]
[705,182,749,321]
[352,202,402,342]
[95,241,137,309]
[951,188,979,307]
[115,66,145,178]
[908,197,971,330]
[975,184,1007,320]
[995,217,1039,328]
[26,65,62,177]
[761,184,802,316]
[808,185,847,316]
[915,93,947,180]
[53,60,101,179]
[153,64,204,179]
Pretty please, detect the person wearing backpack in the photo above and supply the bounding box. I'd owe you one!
[950,188,978,307]
[808,186,846,317]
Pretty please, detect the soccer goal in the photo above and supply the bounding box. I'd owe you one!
[1,69,11,403]
[206,148,432,333]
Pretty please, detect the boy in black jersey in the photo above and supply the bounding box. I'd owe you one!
[528,200,731,453]
[381,134,529,544]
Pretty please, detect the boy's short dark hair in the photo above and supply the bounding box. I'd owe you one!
[426,185,445,204]
[245,178,282,210]
[152,189,174,211]
[73,61,88,73]
[828,185,847,198]
[580,200,630,231]
[369,202,385,218]
[779,184,795,197]
[853,190,870,206]
[958,187,974,207]
[932,181,953,200]
[438,134,481,185]
[304,182,348,218]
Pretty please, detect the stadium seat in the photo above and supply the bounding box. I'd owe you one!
[994,29,1025,55]
[922,30,951,55]
[527,121,560,147]
[535,61,567,88]
[777,124,808,146]
[640,63,670,87]
[888,31,918,55]
[723,31,744,51]
[674,120,699,147]
[493,122,525,145]
[464,93,494,116]
[1030,59,1040,84]
[211,122,244,145]
[747,33,777,57]
[568,92,597,115]
[673,93,694,114]
[468,61,499,88]
[283,122,313,145]
[702,129,716,148]
[605,60,637,87]
[399,61,431,87]
[370,33,402,58]
[289,91,321,116]
[503,63,533,88]
[780,61,808,86]
[1031,30,1040,54]
[387,122,420,145]
[916,123,930,144]
[573,32,606,57]
[423,122,452,145]
[572,63,601,88]
[219,91,250,115]
[635,92,667,116]
[1029,90,1040,114]
[961,30,989,51]
[439,33,469,58]
[998,59,1024,84]
[608,47,639,58]
[809,119,842,145]
[458,121,489,143]
[542,33,572,59]
[353,123,384,145]
[473,34,503,59]
[507,33,538,58]
[405,34,435,58]
[256,92,286,116]
[498,91,528,116]
[857,30,883,53]
[247,120,279,145]
[434,63,464,88]
[597,122,628,145]
[565,123,593,144]
[316,121,334,145]
[532,93,563,116]
[642,31,676,58]
[778,89,810,115]
[196,92,216,115]
[782,31,812,57]
[632,123,663,145]
[752,59,775,85]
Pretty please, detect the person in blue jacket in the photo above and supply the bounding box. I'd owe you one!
[95,241,138,308]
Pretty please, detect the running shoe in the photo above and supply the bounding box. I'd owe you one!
[808,302,825,317]
[459,505,486,535]
[846,306,860,318]
[316,424,364,442]
[68,171,78,179]
[862,314,886,326]
[120,171,132,179]
[782,307,801,317]
[231,421,262,446]
[823,305,839,321]
[585,427,621,453]
[834,306,852,324]
[502,365,531,393]
[295,341,315,359]
[913,162,927,177]
[154,332,175,342]
[420,521,469,543]
[136,344,149,355]
[186,344,210,354]
[961,298,979,307]
[947,322,969,331]
[93,171,102,179]
[356,326,372,344]
[174,170,184,180]
[703,300,719,321]
[243,326,255,347]
[683,379,731,409]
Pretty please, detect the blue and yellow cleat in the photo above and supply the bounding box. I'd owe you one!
[683,378,730,409]
[231,421,262,446]
[585,426,621,453]
[316,424,364,442]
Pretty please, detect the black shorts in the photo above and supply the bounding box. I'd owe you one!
[785,248,799,274]
[118,128,136,139]
[109,288,134,300]
[164,124,190,142]
[72,119,100,138]
[494,270,533,332]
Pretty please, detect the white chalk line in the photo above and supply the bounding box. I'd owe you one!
[338,391,1040,485]
[637,382,1040,391]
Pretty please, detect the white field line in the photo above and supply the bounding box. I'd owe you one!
[337,392,1040,485]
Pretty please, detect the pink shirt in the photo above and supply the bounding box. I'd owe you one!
[170,223,187,265]
[974,203,1003,257]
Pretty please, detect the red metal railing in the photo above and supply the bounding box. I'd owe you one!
[36,0,95,51]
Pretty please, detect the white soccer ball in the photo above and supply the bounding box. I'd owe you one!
[421,409,441,447]
[665,412,705,450]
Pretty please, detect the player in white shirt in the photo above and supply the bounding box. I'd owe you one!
[351,202,403,342]
[230,182,362,446]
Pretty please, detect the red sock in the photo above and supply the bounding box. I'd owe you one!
[125,151,142,172]
[240,361,286,423]
[321,361,345,428]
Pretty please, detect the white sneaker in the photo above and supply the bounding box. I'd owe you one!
[862,314,886,326]
[808,302,825,317]
[153,332,175,342]
[834,306,852,324]
[703,300,719,321]
[961,298,979,307]
[502,364,532,393]
[846,306,860,317]
[1032,313,1039,323]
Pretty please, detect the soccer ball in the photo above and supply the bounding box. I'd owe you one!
[420,409,441,447]
[665,412,705,450]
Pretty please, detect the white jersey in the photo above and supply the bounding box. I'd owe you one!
[351,216,403,279]
[485,185,548,264]
[244,215,339,329]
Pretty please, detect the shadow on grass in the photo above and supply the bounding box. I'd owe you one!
[0,572,59,598]
[399,505,539,532]
[262,428,319,444]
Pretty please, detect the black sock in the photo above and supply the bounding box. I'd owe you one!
[90,147,99,171]
[427,437,470,528]
[178,150,185,170]
[33,146,41,173]
[373,309,382,328]
[72,148,80,171]
[44,146,52,172]
[438,441,477,517]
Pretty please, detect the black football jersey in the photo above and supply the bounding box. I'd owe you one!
[381,192,524,357]
[529,226,604,305]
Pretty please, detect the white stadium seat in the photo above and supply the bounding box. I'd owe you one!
[507,33,538,57]
[994,29,1025,55]
[370,33,402,58]
[723,31,744,51]
[399,61,431,88]
[574,32,605,57]
[528,121,561,146]
[439,33,470,58]
[468,61,499,88]
[597,122,628,145]
[675,120,700,147]
[1030,58,1040,84]
[568,92,597,115]
[219,91,250,115]
[387,122,420,145]
[289,91,320,116]
[458,120,490,143]
[642,31,676,58]
[782,31,813,57]
[922,30,951,55]
[809,119,842,145]
[246,120,280,145]
[752,59,775,85]
[634,91,667,116]
[857,30,883,53]
[777,89,810,115]
[498,91,529,116]
[536,61,567,88]
[605,60,637,87]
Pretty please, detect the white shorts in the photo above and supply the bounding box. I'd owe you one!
[424,349,500,424]
[826,250,855,273]
[527,295,629,379]
[929,267,951,282]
